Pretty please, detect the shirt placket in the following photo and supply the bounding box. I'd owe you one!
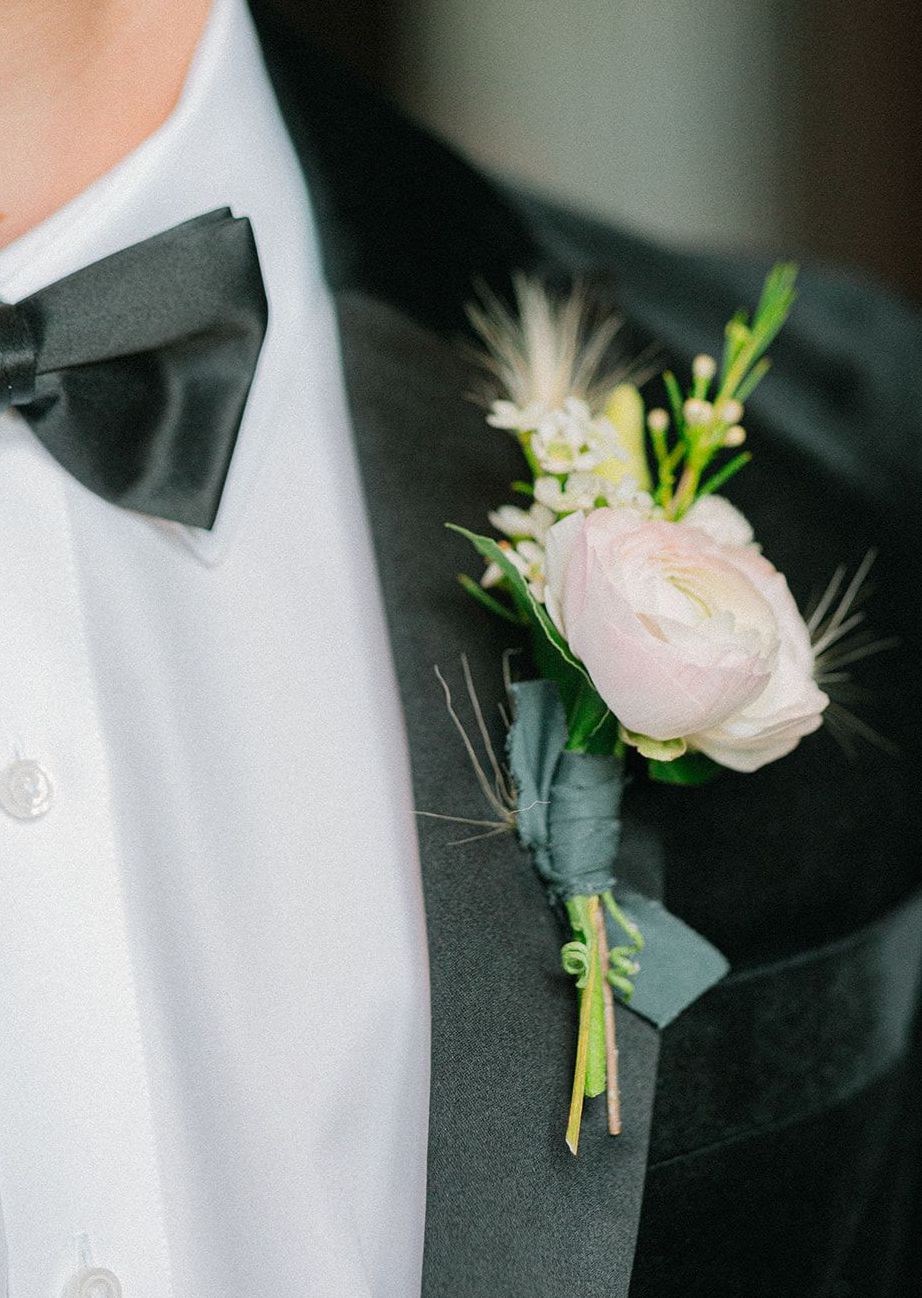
[0,415,174,1298]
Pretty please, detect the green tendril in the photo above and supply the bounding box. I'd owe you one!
[561,939,592,989]
[602,890,645,1001]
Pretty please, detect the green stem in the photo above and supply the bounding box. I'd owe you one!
[592,900,622,1135]
[517,430,541,478]
[565,896,601,1155]
[670,446,708,518]
[602,891,645,950]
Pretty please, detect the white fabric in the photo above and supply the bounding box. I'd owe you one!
[0,1,430,1295]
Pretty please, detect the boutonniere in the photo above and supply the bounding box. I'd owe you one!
[442,266,884,1154]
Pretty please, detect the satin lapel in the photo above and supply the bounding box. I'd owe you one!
[334,289,659,1298]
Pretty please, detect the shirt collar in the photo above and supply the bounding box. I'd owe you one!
[0,0,324,567]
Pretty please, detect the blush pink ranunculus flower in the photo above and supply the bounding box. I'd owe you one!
[543,504,828,772]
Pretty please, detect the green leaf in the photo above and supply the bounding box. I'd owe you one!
[734,357,771,403]
[457,573,526,625]
[718,264,798,402]
[719,311,750,387]
[697,451,752,499]
[573,704,615,752]
[447,524,591,683]
[662,370,685,438]
[648,751,721,786]
[753,262,798,348]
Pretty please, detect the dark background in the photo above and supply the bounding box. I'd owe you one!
[267,0,922,303]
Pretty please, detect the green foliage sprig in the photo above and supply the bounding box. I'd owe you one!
[650,263,798,517]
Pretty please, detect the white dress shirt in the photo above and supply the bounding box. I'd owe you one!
[0,1,430,1295]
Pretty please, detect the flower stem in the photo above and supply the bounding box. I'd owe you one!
[593,899,622,1136]
[565,895,601,1155]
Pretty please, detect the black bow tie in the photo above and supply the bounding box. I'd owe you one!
[0,208,268,529]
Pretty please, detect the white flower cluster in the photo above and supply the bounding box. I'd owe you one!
[487,396,625,476]
[483,395,656,604]
[481,502,554,602]
[534,473,653,515]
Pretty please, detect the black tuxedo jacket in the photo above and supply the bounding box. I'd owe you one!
[250,5,922,1294]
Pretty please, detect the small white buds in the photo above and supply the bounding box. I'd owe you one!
[683,398,713,426]
[692,354,717,382]
[716,399,744,425]
[723,424,747,447]
[647,407,669,434]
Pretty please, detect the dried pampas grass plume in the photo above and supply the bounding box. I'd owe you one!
[466,274,633,414]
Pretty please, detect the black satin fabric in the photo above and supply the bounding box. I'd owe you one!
[0,208,268,529]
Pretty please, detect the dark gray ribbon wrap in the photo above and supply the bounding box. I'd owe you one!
[507,677,730,1028]
[507,678,622,902]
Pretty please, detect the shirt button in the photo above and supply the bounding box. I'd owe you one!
[63,1266,123,1298]
[0,757,54,819]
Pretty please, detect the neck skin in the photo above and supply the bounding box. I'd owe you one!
[0,0,213,249]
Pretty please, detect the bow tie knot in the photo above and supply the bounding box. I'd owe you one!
[0,302,38,412]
